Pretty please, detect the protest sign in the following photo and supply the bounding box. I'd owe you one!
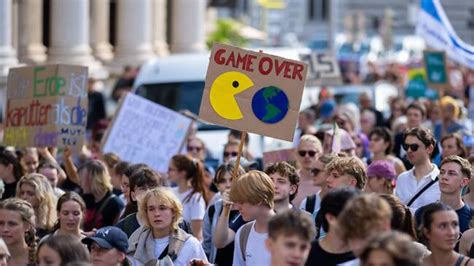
[423,50,449,90]
[300,52,342,86]
[102,93,192,173]
[199,43,308,142]
[263,148,297,166]
[3,65,88,150]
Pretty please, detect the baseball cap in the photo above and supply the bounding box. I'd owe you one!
[82,226,128,253]
[367,160,397,180]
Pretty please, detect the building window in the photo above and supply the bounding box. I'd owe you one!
[308,0,329,22]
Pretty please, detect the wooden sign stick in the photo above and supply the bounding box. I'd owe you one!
[232,131,247,184]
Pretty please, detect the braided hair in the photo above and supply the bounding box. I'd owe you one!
[0,198,37,265]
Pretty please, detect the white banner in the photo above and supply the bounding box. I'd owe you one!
[416,0,474,69]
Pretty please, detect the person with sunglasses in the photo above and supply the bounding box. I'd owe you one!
[294,135,323,207]
[395,127,440,213]
[222,140,240,164]
[187,137,207,162]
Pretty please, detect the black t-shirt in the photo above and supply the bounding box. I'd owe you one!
[305,240,355,266]
[2,180,18,200]
[83,192,125,231]
[214,210,246,266]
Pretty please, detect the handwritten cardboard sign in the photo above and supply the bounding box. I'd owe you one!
[3,65,88,150]
[423,50,449,90]
[263,148,297,166]
[300,52,342,86]
[101,93,192,173]
[199,43,308,141]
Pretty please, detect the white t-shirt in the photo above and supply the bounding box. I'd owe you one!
[172,187,206,223]
[233,221,271,266]
[153,235,207,266]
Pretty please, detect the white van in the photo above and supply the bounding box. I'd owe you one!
[132,48,312,160]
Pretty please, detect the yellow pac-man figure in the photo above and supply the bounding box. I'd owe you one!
[210,71,254,120]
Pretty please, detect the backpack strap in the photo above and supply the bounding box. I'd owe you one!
[167,228,191,261]
[239,222,253,262]
[406,176,438,207]
[208,204,216,225]
[305,194,317,214]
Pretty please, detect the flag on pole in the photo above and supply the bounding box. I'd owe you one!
[416,0,474,69]
[331,122,341,153]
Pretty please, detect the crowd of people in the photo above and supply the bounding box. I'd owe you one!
[0,65,473,266]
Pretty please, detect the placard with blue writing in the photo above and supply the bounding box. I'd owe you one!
[198,43,308,142]
[101,93,192,173]
[3,65,88,150]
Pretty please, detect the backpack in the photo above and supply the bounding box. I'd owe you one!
[304,194,317,214]
[238,222,254,262]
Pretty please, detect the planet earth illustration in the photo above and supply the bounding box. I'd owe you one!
[251,86,289,124]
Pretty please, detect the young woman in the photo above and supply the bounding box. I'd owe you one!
[0,150,24,200]
[0,198,37,266]
[368,127,406,176]
[79,160,124,231]
[379,194,417,240]
[16,173,57,238]
[420,203,474,266]
[37,234,90,265]
[203,163,246,264]
[360,231,423,266]
[19,148,39,174]
[47,192,86,240]
[128,187,207,265]
[167,154,207,241]
[365,160,397,194]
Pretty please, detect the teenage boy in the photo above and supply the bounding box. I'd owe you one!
[395,127,440,212]
[266,210,316,266]
[305,187,360,266]
[415,155,472,233]
[230,170,276,266]
[325,156,367,192]
[265,161,300,213]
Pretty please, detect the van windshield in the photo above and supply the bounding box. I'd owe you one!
[136,81,205,114]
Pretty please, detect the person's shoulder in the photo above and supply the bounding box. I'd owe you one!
[396,169,413,180]
[184,235,202,247]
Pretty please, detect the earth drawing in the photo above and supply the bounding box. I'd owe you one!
[251,86,289,124]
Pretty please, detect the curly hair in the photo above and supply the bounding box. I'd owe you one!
[326,156,367,190]
[16,173,57,231]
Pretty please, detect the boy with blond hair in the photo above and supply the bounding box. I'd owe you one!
[230,170,276,266]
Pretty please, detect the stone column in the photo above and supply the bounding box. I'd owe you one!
[48,0,107,78]
[170,0,206,53]
[0,0,18,78]
[90,0,113,62]
[18,0,47,64]
[113,0,154,68]
[152,0,168,56]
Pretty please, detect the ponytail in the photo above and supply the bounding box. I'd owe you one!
[186,159,208,205]
[172,155,208,205]
[402,206,417,241]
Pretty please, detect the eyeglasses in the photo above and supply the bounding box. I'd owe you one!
[298,150,317,157]
[311,168,323,176]
[402,143,420,152]
[187,146,202,152]
[223,151,238,157]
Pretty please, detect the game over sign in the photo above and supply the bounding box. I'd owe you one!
[199,43,308,141]
[3,65,88,150]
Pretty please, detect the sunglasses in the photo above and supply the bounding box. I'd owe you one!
[223,151,238,157]
[187,146,202,152]
[311,168,323,176]
[298,150,317,157]
[402,143,420,152]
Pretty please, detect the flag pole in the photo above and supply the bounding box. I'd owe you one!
[232,131,247,185]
